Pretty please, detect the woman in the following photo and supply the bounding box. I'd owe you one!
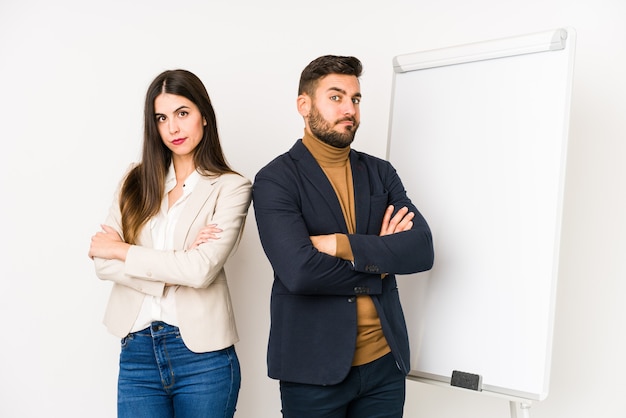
[89,69,251,418]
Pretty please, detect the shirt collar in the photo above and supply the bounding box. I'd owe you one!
[165,162,201,194]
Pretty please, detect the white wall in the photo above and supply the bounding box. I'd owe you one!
[0,0,624,417]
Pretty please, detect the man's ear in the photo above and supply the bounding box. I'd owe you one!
[297,94,311,117]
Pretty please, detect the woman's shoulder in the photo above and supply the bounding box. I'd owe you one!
[202,171,251,189]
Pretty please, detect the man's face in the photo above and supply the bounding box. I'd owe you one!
[305,74,361,148]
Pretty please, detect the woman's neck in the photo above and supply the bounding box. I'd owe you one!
[172,156,196,183]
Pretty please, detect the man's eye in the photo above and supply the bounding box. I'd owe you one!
[352,98,361,104]
[330,95,340,101]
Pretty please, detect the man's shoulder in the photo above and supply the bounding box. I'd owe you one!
[350,148,393,168]
[255,140,305,176]
[256,150,292,175]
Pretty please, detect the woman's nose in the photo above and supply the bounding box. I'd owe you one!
[168,119,179,134]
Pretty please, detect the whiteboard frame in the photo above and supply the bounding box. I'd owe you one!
[387,28,576,402]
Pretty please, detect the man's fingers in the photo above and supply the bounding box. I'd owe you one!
[379,205,394,235]
[395,211,415,232]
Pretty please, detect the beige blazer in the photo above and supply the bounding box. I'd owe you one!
[94,172,252,353]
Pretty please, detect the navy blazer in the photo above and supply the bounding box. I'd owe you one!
[252,139,434,385]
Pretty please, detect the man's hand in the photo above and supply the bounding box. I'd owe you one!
[309,205,414,259]
[310,234,337,256]
[379,205,414,236]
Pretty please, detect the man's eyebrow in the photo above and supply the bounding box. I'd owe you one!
[326,87,346,95]
[326,87,362,98]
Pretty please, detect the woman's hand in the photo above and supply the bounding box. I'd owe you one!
[188,224,222,249]
[89,224,130,261]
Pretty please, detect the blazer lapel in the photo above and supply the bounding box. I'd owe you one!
[350,150,371,235]
[290,141,349,234]
[173,175,217,246]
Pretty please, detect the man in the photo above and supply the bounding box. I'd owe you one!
[252,55,434,418]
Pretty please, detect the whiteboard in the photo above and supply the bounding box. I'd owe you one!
[387,28,576,401]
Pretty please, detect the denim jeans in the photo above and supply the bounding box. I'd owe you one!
[279,352,405,418]
[117,321,240,418]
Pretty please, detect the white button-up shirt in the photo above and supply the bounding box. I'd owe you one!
[130,165,200,332]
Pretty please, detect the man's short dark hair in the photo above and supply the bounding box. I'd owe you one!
[298,55,362,96]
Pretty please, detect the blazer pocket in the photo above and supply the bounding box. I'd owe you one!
[368,192,389,232]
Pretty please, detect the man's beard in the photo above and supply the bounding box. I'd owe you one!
[308,106,359,148]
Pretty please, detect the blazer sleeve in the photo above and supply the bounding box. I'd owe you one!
[93,180,165,297]
[348,159,434,275]
[94,174,251,292]
[123,174,252,289]
[253,159,383,296]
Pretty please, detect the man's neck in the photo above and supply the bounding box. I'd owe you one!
[302,129,350,166]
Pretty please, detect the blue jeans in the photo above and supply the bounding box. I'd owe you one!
[279,352,405,418]
[117,322,240,418]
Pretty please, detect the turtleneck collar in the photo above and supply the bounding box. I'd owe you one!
[301,129,350,167]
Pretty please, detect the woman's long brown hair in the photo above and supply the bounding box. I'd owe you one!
[119,69,234,244]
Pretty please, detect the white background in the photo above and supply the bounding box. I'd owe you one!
[0,1,624,417]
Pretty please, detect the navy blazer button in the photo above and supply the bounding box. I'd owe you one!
[347,297,356,303]
[365,265,379,273]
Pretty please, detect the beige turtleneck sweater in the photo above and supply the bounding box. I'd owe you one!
[302,130,391,366]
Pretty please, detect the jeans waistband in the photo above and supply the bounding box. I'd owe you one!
[131,321,179,337]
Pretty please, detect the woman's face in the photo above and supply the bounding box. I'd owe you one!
[154,93,206,160]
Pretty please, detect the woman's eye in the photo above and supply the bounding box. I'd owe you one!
[179,111,188,117]
[156,115,166,123]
